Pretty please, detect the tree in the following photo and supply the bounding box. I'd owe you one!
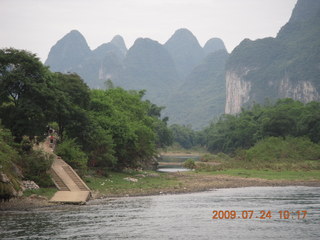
[89,88,158,169]
[170,124,196,149]
[0,48,54,141]
[205,98,319,154]
[146,100,172,148]
[50,73,90,140]
[298,101,320,143]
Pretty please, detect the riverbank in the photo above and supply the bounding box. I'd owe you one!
[89,171,320,198]
[1,170,320,211]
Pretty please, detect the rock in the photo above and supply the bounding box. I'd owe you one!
[0,173,10,183]
[29,194,48,200]
[11,164,24,178]
[123,177,138,183]
[22,180,40,190]
[146,173,160,178]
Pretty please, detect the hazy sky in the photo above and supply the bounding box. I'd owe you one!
[1,0,297,62]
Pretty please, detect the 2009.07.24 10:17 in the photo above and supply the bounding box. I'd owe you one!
[212,210,308,220]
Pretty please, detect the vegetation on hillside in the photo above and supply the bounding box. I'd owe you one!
[1,47,320,201]
[205,99,320,153]
[0,48,173,199]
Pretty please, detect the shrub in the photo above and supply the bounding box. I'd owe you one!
[245,136,320,163]
[55,138,88,172]
[199,154,214,162]
[22,150,54,187]
[183,159,196,169]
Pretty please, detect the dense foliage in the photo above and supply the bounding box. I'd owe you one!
[0,124,54,200]
[169,124,205,149]
[89,88,158,169]
[204,136,320,172]
[0,48,173,181]
[243,136,320,164]
[205,99,320,153]
[0,48,55,141]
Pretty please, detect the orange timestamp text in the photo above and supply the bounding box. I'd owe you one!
[212,210,308,220]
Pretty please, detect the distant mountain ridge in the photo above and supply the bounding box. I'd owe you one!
[45,28,227,129]
[45,0,320,129]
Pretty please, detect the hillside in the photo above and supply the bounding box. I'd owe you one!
[225,0,320,114]
[45,29,227,129]
[163,50,229,129]
[117,38,179,104]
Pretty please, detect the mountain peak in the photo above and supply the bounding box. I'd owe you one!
[111,35,127,55]
[165,28,204,78]
[166,28,200,46]
[45,30,90,72]
[203,38,226,55]
[68,29,84,36]
[289,0,320,23]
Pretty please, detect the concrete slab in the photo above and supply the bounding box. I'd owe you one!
[50,191,91,204]
[37,137,91,204]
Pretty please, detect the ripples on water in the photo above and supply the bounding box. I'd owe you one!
[1,186,319,239]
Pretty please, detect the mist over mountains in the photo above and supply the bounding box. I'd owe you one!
[45,0,320,129]
[45,28,227,129]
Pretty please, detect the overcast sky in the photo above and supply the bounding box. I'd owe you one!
[1,0,297,62]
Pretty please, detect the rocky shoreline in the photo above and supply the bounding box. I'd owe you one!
[1,173,320,211]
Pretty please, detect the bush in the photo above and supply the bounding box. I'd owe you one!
[183,159,196,169]
[199,154,213,162]
[22,150,54,187]
[55,138,88,172]
[245,136,320,163]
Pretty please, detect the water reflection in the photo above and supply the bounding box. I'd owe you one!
[157,167,190,172]
[1,186,319,239]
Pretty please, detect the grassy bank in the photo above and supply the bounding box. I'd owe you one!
[23,188,57,198]
[20,167,319,201]
[201,169,320,181]
[85,171,182,197]
[85,168,320,198]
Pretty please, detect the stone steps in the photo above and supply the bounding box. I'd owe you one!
[62,166,89,191]
[50,169,70,191]
[50,158,91,204]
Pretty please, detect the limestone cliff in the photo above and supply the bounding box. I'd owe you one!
[278,77,319,102]
[225,0,320,114]
[225,68,252,114]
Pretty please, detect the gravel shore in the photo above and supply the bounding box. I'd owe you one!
[1,173,320,211]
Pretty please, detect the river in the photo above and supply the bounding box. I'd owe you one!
[1,186,319,239]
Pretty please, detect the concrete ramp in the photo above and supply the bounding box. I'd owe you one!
[50,157,91,204]
[50,191,90,204]
[36,137,91,204]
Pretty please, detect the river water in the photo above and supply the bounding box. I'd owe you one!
[1,186,319,239]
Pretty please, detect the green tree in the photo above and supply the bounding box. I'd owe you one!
[51,73,90,140]
[170,124,196,149]
[89,88,158,169]
[55,138,88,171]
[205,98,319,154]
[0,48,54,141]
[146,100,173,148]
[298,101,320,143]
